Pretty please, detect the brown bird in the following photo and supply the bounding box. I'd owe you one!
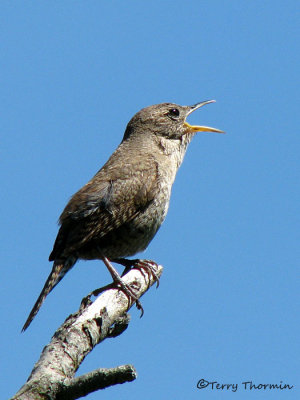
[22,100,223,331]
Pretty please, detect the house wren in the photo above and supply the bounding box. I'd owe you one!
[22,100,223,331]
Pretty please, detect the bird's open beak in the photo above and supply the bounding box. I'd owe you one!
[184,100,225,133]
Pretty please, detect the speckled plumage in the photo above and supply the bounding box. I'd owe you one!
[22,101,223,331]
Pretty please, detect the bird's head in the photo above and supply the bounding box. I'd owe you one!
[123,100,224,141]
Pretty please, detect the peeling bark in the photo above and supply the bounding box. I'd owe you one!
[11,264,163,400]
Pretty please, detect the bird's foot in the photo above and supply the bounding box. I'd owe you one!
[81,274,144,316]
[114,258,160,288]
[102,256,144,316]
[113,274,144,317]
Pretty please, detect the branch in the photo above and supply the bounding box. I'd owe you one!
[11,263,163,400]
[58,365,137,400]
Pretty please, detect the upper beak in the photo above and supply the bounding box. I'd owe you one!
[184,100,225,133]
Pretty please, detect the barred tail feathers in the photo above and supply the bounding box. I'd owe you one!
[22,258,76,332]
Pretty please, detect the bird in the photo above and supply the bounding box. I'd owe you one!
[22,100,224,331]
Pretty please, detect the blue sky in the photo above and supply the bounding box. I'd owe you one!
[1,1,299,399]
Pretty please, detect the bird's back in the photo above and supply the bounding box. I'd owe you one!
[50,134,177,262]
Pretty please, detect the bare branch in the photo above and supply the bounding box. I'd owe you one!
[57,365,137,400]
[11,264,163,400]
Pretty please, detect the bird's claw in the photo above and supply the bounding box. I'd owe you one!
[115,258,160,288]
[114,278,144,317]
[131,259,160,288]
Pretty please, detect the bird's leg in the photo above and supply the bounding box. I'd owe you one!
[113,258,160,288]
[112,258,134,276]
[102,256,144,316]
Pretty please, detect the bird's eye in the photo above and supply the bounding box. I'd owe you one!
[169,108,180,117]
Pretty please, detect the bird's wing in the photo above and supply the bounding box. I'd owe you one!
[49,158,159,260]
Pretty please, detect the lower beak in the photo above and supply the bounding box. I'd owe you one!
[184,100,225,134]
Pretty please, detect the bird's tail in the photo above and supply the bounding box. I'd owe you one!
[22,257,76,332]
